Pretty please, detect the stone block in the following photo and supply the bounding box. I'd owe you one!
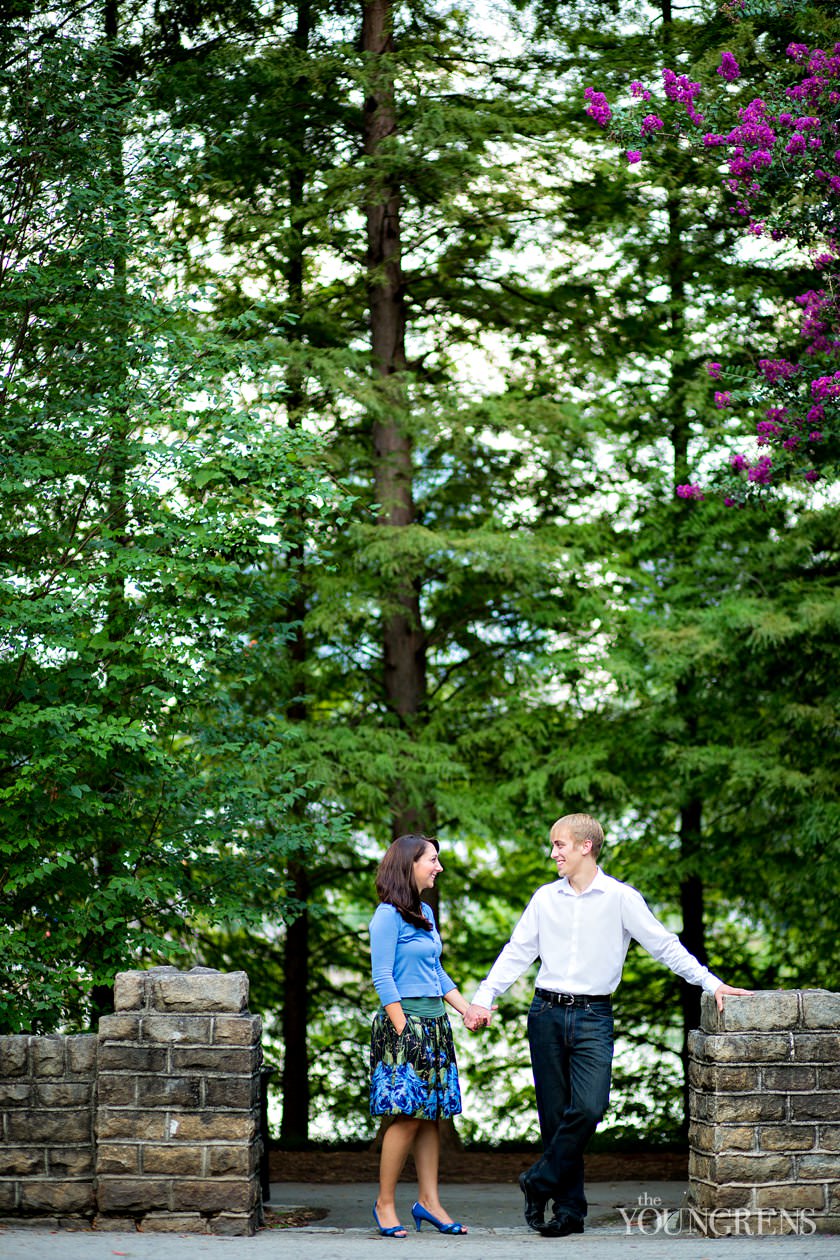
[690,1032,791,1065]
[0,1216,60,1229]
[206,1145,254,1178]
[113,971,148,1011]
[762,1065,817,1091]
[98,1044,167,1073]
[689,1063,759,1092]
[0,1082,32,1105]
[212,1016,262,1046]
[689,1121,753,1154]
[714,1154,794,1183]
[165,1112,256,1142]
[0,1036,29,1076]
[801,990,840,1030]
[172,1179,253,1214]
[0,1182,17,1211]
[796,1153,840,1180]
[97,1144,140,1175]
[20,1180,96,1213]
[48,1147,95,1176]
[139,1212,209,1233]
[701,990,800,1034]
[142,1143,203,1176]
[141,1015,212,1045]
[92,1215,140,1231]
[6,1110,91,1144]
[793,1033,840,1062]
[204,1076,259,1110]
[758,1124,815,1152]
[135,1076,202,1109]
[170,1046,259,1075]
[815,1215,840,1233]
[820,1125,840,1151]
[689,1181,752,1210]
[755,1183,825,1210]
[209,1213,258,1236]
[31,1036,66,1077]
[695,1093,787,1124]
[790,1094,840,1122]
[98,1015,142,1042]
[0,1147,45,1176]
[37,1081,92,1107]
[96,1110,166,1142]
[66,1035,97,1075]
[97,1074,137,1106]
[97,1177,171,1212]
[150,970,249,1015]
[820,1065,840,1089]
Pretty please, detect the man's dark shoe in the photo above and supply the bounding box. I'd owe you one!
[538,1214,584,1238]
[519,1172,548,1231]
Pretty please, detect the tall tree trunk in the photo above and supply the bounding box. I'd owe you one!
[362,0,431,840]
[90,0,130,1027]
[279,0,313,1147]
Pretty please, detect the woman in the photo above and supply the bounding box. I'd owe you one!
[369,833,470,1237]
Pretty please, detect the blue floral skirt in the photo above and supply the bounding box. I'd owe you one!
[369,1010,462,1120]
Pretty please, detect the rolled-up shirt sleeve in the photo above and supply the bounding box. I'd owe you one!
[370,906,402,1007]
[621,886,722,994]
[471,894,541,1010]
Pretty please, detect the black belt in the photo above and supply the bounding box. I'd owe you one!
[535,988,611,1007]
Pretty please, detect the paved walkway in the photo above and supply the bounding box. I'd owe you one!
[0,1182,837,1259]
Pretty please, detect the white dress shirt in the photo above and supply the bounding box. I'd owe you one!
[471,867,722,1009]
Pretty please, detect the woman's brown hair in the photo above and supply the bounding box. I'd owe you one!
[375,833,437,931]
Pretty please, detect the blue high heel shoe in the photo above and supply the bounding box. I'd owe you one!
[373,1203,407,1237]
[411,1201,467,1234]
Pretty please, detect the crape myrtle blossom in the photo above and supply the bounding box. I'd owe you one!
[717,51,741,82]
[584,38,839,505]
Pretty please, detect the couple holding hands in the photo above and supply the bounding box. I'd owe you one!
[368,816,749,1239]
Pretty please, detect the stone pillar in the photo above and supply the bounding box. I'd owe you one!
[96,966,263,1235]
[0,1033,97,1224]
[689,988,840,1234]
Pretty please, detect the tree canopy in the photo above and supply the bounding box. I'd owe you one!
[1,0,838,1145]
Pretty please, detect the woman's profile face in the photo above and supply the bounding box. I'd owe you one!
[412,842,443,892]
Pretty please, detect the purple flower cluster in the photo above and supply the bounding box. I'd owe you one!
[747,455,773,484]
[758,359,799,384]
[717,52,741,82]
[587,41,839,504]
[811,371,840,400]
[584,86,612,128]
[662,68,704,123]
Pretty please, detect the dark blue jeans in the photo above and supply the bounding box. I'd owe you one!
[524,995,614,1221]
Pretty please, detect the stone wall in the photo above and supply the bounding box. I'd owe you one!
[0,967,263,1235]
[0,1033,97,1222]
[689,988,840,1234]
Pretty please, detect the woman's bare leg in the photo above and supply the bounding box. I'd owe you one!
[413,1119,463,1226]
[376,1117,420,1231]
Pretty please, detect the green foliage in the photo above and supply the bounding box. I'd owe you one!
[0,22,342,1031]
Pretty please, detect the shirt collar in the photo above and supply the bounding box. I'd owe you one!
[556,866,607,897]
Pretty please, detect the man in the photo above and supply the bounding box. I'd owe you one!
[463,813,751,1238]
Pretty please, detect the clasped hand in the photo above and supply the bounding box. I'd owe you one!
[462,1003,495,1031]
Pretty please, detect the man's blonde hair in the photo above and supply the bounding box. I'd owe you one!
[550,813,605,858]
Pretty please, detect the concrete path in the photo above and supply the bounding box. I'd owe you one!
[0,1182,837,1259]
